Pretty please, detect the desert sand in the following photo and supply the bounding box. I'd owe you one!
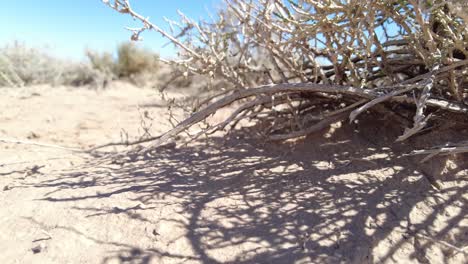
[0,84,466,263]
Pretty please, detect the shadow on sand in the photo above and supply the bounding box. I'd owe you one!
[25,119,467,264]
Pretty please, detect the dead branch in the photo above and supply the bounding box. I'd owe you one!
[349,81,429,122]
[268,112,349,141]
[397,66,439,142]
[407,140,468,162]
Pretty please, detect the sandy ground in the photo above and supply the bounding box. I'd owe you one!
[0,84,467,264]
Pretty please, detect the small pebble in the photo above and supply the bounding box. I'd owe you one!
[31,244,44,254]
[152,229,160,236]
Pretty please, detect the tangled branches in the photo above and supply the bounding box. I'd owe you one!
[104,0,468,158]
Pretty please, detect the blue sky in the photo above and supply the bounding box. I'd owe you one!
[0,0,220,60]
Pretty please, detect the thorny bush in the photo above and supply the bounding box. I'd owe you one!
[104,0,468,159]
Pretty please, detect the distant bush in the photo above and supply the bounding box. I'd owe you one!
[0,41,161,88]
[60,63,105,87]
[86,50,116,77]
[0,41,60,87]
[0,41,101,87]
[115,42,159,78]
[85,42,160,86]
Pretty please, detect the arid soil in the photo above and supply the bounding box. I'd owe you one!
[0,84,467,264]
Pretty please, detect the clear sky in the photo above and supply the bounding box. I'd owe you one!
[0,0,220,61]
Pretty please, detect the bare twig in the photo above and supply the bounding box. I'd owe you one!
[397,65,440,142]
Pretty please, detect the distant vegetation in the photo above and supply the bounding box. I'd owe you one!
[0,41,160,88]
[86,42,160,84]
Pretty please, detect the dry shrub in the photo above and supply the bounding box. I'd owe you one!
[448,0,468,23]
[0,41,62,87]
[0,41,162,88]
[60,63,106,87]
[155,63,232,93]
[85,42,160,86]
[0,41,102,88]
[105,0,468,157]
[86,50,116,76]
[116,42,159,79]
